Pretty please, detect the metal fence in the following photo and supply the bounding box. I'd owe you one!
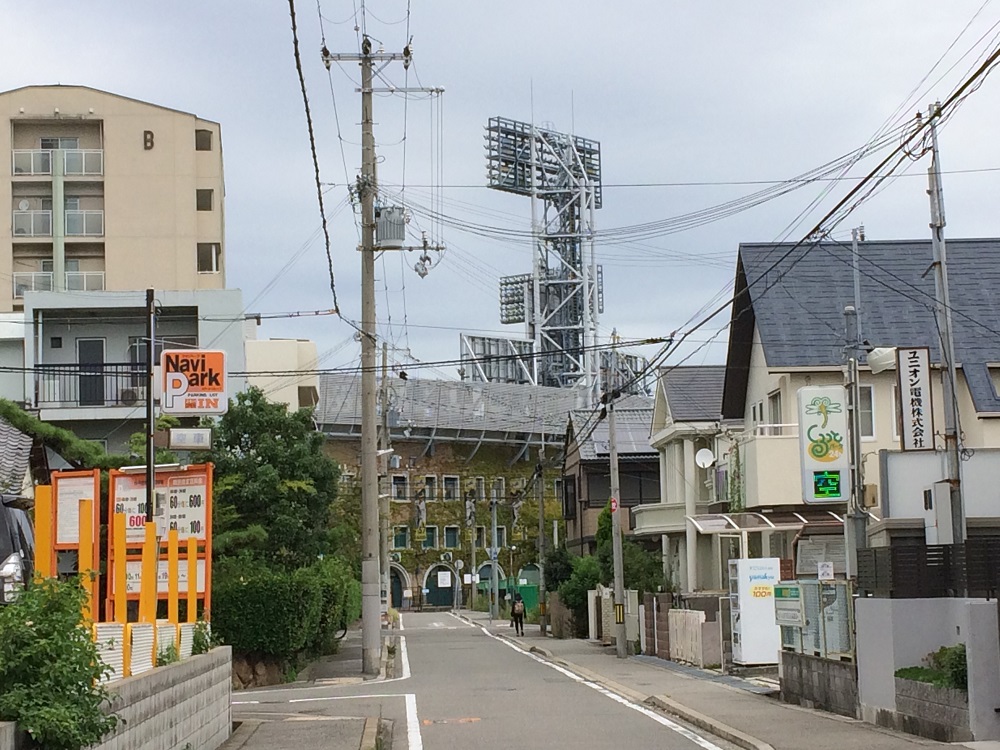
[35,363,145,408]
[857,539,1000,598]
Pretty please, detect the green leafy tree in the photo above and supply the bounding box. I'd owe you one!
[557,555,601,637]
[595,502,666,598]
[544,545,574,590]
[0,578,119,750]
[203,388,341,568]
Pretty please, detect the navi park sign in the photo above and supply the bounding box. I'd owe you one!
[161,349,228,415]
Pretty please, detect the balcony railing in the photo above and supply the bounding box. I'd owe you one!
[13,271,105,298]
[12,210,52,237]
[35,363,146,409]
[65,210,104,236]
[65,271,105,292]
[12,149,104,176]
[12,272,53,298]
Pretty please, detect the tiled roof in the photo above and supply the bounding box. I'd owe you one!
[728,238,1000,415]
[570,397,656,460]
[316,374,580,435]
[661,365,725,422]
[0,417,32,495]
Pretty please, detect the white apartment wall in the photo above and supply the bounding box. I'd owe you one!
[881,448,1000,520]
[245,338,319,410]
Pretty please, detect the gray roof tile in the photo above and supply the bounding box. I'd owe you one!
[661,365,725,422]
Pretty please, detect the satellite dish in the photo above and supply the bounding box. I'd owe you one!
[17,200,29,211]
[695,448,716,469]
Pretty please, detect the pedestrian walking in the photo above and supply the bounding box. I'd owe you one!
[511,592,525,637]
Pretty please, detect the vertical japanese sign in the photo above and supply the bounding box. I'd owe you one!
[895,347,934,451]
[797,386,850,503]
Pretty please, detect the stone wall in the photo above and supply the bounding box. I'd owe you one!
[1,647,232,750]
[879,678,972,743]
[780,651,858,718]
[548,591,574,639]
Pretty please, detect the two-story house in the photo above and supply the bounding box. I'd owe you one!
[717,237,1000,575]
[562,396,659,557]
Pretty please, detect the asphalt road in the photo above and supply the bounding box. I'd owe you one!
[233,611,738,750]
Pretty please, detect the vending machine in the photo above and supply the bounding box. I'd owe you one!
[729,557,782,665]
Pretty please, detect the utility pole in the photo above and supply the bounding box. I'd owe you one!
[490,484,500,620]
[926,101,966,545]
[844,306,867,580]
[378,343,390,616]
[608,331,627,659]
[851,226,864,342]
[145,288,156,523]
[467,488,477,611]
[536,446,547,635]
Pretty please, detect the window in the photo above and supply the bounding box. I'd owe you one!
[475,477,485,502]
[195,129,213,151]
[196,189,213,211]
[128,335,197,366]
[859,385,875,439]
[392,475,408,502]
[493,477,506,502]
[41,197,80,211]
[562,476,577,519]
[767,390,782,425]
[197,243,221,273]
[553,478,563,505]
[424,476,437,502]
[751,403,758,424]
[496,526,508,548]
[392,526,409,549]
[50,337,62,349]
[443,475,459,501]
[422,525,438,549]
[340,472,356,485]
[890,384,900,441]
[475,526,486,548]
[40,137,79,150]
[444,526,459,549]
[41,259,80,273]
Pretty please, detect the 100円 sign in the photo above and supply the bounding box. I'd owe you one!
[109,464,212,544]
[161,349,228,415]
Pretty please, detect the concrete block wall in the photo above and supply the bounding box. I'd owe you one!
[0,647,231,750]
[93,646,232,750]
[780,651,859,718]
[643,593,671,659]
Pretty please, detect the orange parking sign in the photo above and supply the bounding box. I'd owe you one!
[160,350,228,415]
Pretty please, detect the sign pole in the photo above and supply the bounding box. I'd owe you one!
[145,288,156,524]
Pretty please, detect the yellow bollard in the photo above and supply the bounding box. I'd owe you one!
[186,537,198,622]
[78,498,94,621]
[113,513,128,624]
[33,485,53,579]
[140,522,158,623]
[167,529,179,623]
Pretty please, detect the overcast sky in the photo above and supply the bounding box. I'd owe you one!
[5,2,1000,381]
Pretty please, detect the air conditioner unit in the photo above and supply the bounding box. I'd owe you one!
[119,387,146,406]
[440,552,453,563]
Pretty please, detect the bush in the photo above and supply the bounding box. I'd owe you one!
[895,644,968,690]
[0,578,119,750]
[301,557,361,654]
[212,564,323,659]
[558,555,601,638]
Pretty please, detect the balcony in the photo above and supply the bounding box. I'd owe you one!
[65,210,104,237]
[35,363,145,409]
[738,423,804,508]
[13,271,105,298]
[12,210,52,237]
[631,503,688,536]
[12,149,103,177]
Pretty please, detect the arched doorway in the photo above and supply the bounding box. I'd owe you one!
[424,564,455,607]
[519,563,540,585]
[390,565,406,608]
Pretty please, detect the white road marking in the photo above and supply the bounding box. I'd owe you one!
[398,613,405,631]
[476,625,725,750]
[406,693,423,750]
[447,611,477,628]
[399,634,411,679]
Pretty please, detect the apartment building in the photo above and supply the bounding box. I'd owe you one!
[1,84,225,306]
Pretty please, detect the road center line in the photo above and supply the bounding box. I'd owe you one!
[406,693,423,750]
[476,625,724,750]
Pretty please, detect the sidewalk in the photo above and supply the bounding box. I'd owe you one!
[463,611,959,750]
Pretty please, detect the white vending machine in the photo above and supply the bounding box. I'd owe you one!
[729,557,782,665]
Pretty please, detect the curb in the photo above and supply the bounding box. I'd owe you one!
[646,695,776,750]
[218,719,261,749]
[360,716,380,750]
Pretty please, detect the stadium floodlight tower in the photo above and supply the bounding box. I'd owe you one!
[484,116,603,407]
